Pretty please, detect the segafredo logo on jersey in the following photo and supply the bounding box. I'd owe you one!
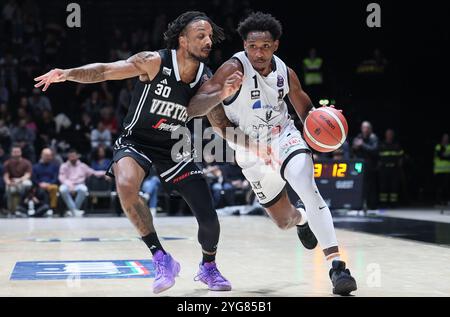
[152,118,181,132]
[150,98,188,122]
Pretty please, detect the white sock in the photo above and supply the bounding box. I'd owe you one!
[296,207,307,226]
[283,153,338,249]
[326,253,341,269]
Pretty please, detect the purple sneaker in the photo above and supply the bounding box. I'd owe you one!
[152,250,180,294]
[194,262,232,291]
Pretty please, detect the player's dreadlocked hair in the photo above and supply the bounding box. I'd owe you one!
[164,11,225,49]
[237,12,283,41]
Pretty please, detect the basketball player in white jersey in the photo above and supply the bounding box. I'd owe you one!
[187,12,357,295]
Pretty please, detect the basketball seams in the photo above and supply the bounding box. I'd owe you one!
[303,107,348,152]
[308,111,342,145]
[303,124,338,150]
[316,107,346,144]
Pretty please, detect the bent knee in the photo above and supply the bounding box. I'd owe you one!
[116,172,139,191]
[274,218,292,230]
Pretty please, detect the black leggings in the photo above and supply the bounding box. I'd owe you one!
[176,177,220,254]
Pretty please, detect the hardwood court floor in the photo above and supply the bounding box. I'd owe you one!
[1,215,449,297]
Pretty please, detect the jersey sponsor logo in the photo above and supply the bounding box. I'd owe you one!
[251,90,260,100]
[150,98,188,122]
[152,118,181,132]
[256,192,267,200]
[255,110,281,125]
[252,100,262,109]
[160,79,168,85]
[163,67,172,76]
[252,181,262,189]
[277,75,284,87]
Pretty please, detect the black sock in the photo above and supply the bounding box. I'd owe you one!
[142,232,165,255]
[202,252,216,264]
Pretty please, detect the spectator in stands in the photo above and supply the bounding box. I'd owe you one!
[15,183,50,217]
[3,145,32,214]
[58,148,106,217]
[91,145,112,171]
[99,106,118,136]
[73,112,94,155]
[0,163,5,213]
[33,148,59,210]
[18,108,38,135]
[91,121,112,149]
[0,79,9,104]
[141,167,161,217]
[332,141,350,160]
[352,121,379,209]
[36,109,56,150]
[18,95,31,113]
[220,158,251,206]
[0,119,11,151]
[28,87,52,115]
[10,118,36,162]
[0,145,9,164]
[434,133,450,206]
[378,129,404,207]
[82,90,104,121]
[0,103,12,124]
[203,154,226,208]
[302,48,324,101]
[0,52,19,93]
[116,79,133,124]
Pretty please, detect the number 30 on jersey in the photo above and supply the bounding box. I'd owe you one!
[155,84,171,98]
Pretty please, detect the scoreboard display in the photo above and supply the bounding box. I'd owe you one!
[313,160,365,209]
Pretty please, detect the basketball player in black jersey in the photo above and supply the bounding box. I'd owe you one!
[34,11,231,294]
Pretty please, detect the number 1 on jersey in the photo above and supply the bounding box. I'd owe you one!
[252,75,258,89]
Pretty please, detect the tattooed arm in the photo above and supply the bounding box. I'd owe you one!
[187,59,243,118]
[34,51,161,91]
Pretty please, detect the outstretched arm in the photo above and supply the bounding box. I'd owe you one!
[286,67,315,123]
[34,51,161,91]
[187,59,243,118]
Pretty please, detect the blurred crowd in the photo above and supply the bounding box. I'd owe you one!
[0,0,448,217]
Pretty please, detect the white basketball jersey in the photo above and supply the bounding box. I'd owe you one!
[223,51,291,143]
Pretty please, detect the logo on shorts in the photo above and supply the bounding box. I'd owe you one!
[256,192,266,200]
[252,181,262,190]
[172,170,203,184]
[163,67,172,76]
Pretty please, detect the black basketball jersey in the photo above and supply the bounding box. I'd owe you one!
[122,49,211,148]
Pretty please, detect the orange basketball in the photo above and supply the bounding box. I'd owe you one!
[303,107,348,153]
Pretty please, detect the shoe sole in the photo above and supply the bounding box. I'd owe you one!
[333,277,357,296]
[198,279,232,292]
[153,262,181,294]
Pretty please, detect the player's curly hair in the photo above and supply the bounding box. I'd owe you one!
[237,12,283,41]
[164,11,225,49]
